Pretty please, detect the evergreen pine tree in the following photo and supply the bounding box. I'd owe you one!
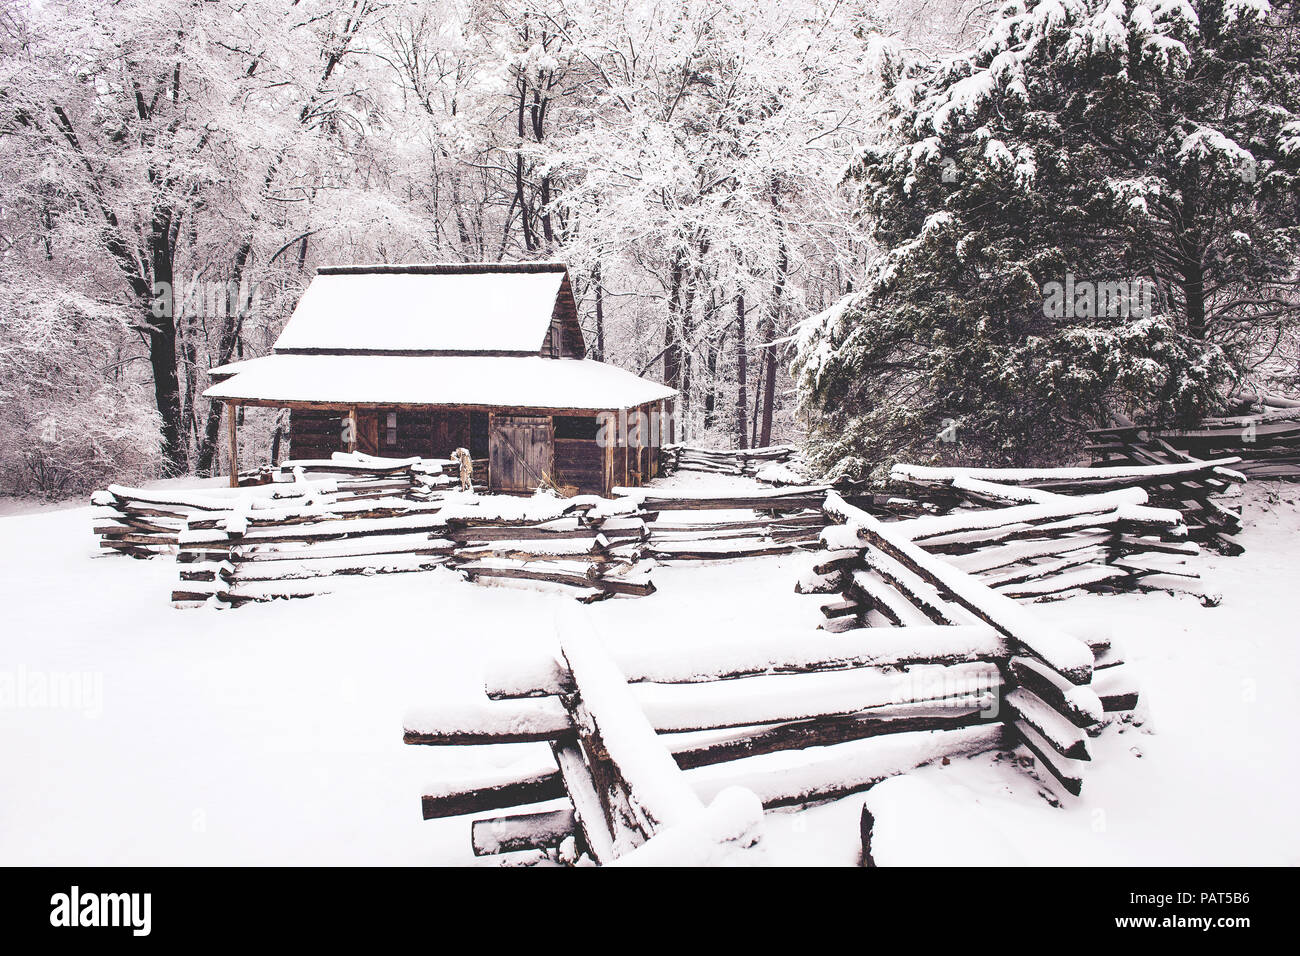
[795,0,1300,477]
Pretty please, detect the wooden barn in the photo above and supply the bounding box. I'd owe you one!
[205,263,677,496]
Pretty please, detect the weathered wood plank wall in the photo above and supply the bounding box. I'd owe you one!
[291,403,655,497]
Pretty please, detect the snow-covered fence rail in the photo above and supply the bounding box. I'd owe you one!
[885,467,1201,599]
[894,458,1245,495]
[237,451,451,496]
[402,485,1156,862]
[617,483,830,562]
[811,490,1142,796]
[91,479,396,558]
[417,610,771,864]
[172,495,655,606]
[548,611,766,864]
[92,485,246,557]
[172,504,459,605]
[406,615,1008,863]
[404,532,1134,859]
[168,484,837,607]
[121,460,1211,610]
[1088,424,1253,552]
[446,505,654,602]
[93,453,452,557]
[658,443,799,478]
[1091,396,1300,482]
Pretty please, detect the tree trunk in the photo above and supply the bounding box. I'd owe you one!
[702,289,720,430]
[515,83,536,251]
[270,419,284,466]
[735,292,748,450]
[664,253,684,392]
[703,346,718,429]
[593,260,605,362]
[147,210,185,474]
[195,242,254,474]
[758,332,777,448]
[759,214,788,448]
[1180,243,1207,340]
[680,269,696,438]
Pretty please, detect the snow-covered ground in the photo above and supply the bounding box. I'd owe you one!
[1,474,1297,865]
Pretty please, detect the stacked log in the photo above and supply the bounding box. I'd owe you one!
[1088,411,1297,553]
[624,483,829,512]
[170,496,653,606]
[162,470,1212,608]
[1082,432,1248,552]
[94,452,452,558]
[92,486,226,557]
[91,481,345,558]
[97,453,1237,613]
[885,468,1202,599]
[1090,393,1300,482]
[171,503,459,606]
[444,507,654,603]
[407,616,1012,862]
[164,483,854,607]
[644,511,828,561]
[615,484,831,561]
[450,611,770,864]
[658,443,800,477]
[404,494,1143,863]
[236,451,453,501]
[816,491,1142,796]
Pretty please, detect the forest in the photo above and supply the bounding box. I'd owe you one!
[1,0,1296,493]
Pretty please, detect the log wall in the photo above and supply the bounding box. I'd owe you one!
[292,408,490,464]
[287,404,664,497]
[288,409,346,460]
[554,438,604,495]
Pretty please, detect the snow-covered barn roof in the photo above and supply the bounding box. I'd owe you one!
[204,354,677,411]
[272,262,575,355]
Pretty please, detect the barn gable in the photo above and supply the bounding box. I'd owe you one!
[539,271,586,359]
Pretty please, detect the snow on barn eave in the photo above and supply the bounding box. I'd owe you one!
[203,354,678,412]
[271,262,580,356]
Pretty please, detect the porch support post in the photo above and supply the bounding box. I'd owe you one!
[346,407,358,454]
[226,402,239,488]
[602,411,615,497]
[621,410,631,488]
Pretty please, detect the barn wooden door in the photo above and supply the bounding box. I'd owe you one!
[489,415,553,493]
[354,410,381,456]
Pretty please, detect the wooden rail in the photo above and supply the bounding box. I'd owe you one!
[167,482,827,606]
[95,452,1223,612]
[1086,414,1263,552]
[658,443,799,478]
[404,479,1156,863]
[885,466,1205,598]
[92,453,448,557]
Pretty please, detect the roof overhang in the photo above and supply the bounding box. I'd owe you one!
[205,354,677,412]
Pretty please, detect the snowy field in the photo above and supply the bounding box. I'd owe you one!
[2,474,1298,866]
